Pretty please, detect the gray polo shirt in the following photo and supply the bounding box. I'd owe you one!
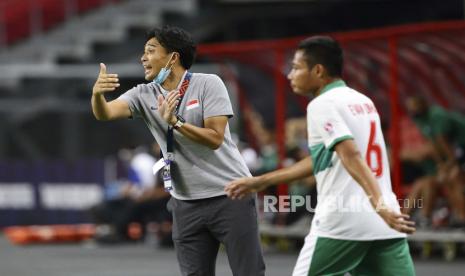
[118,72,252,200]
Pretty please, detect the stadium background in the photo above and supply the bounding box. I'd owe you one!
[1,0,465,275]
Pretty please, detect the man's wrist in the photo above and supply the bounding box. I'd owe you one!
[255,175,268,189]
[173,115,186,129]
[374,200,389,213]
[169,115,185,129]
[169,116,178,126]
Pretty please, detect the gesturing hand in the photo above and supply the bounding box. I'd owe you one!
[158,90,180,125]
[92,63,119,95]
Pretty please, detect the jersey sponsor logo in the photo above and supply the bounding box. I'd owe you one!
[186,99,200,110]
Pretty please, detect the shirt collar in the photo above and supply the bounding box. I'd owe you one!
[160,70,188,96]
[320,79,347,95]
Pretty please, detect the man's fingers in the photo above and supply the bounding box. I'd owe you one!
[230,190,245,200]
[166,90,180,102]
[399,214,410,220]
[92,63,121,95]
[157,95,164,107]
[232,187,250,199]
[166,100,177,113]
[167,97,179,107]
[229,185,244,195]
[404,220,416,227]
[397,225,416,234]
[390,217,416,234]
[98,83,120,89]
[224,183,235,193]
[226,178,259,200]
[392,213,409,220]
[98,87,117,92]
[99,63,107,75]
[225,183,247,200]
[98,77,119,84]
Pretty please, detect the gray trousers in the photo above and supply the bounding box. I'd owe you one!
[168,195,265,276]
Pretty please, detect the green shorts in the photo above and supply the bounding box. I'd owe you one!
[292,235,415,276]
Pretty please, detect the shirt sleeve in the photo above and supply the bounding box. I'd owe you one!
[308,99,353,151]
[117,85,143,118]
[201,75,234,119]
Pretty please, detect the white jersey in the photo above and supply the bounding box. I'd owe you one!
[307,80,405,240]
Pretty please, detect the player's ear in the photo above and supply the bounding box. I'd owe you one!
[171,52,180,66]
[314,64,325,78]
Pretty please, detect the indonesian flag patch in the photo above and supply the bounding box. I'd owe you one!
[323,121,335,135]
[186,99,200,110]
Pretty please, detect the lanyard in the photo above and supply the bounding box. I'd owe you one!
[167,71,192,153]
[161,71,192,191]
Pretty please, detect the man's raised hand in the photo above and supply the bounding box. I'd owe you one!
[157,90,180,125]
[93,63,120,95]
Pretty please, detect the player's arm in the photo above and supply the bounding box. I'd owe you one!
[91,63,131,121]
[158,90,226,150]
[225,156,313,199]
[435,135,457,165]
[334,139,416,234]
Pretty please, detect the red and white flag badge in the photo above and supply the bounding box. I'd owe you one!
[323,121,334,135]
[186,99,200,110]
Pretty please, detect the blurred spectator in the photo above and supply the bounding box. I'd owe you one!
[242,108,278,174]
[279,146,316,226]
[400,139,438,228]
[242,109,316,226]
[406,96,465,228]
[285,117,309,153]
[91,144,172,246]
[232,133,261,174]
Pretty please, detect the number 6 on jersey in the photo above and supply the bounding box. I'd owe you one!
[366,121,383,177]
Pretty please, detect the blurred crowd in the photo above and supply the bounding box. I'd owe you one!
[401,96,465,230]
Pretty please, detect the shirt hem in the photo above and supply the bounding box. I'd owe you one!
[313,231,406,241]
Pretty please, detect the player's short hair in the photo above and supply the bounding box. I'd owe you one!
[298,36,343,77]
[146,26,196,69]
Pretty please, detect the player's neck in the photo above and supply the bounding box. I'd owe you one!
[315,77,342,96]
[161,67,187,91]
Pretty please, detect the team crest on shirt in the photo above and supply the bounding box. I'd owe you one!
[186,99,200,110]
[324,121,334,135]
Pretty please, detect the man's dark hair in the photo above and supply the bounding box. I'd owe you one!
[298,36,343,77]
[146,26,196,69]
